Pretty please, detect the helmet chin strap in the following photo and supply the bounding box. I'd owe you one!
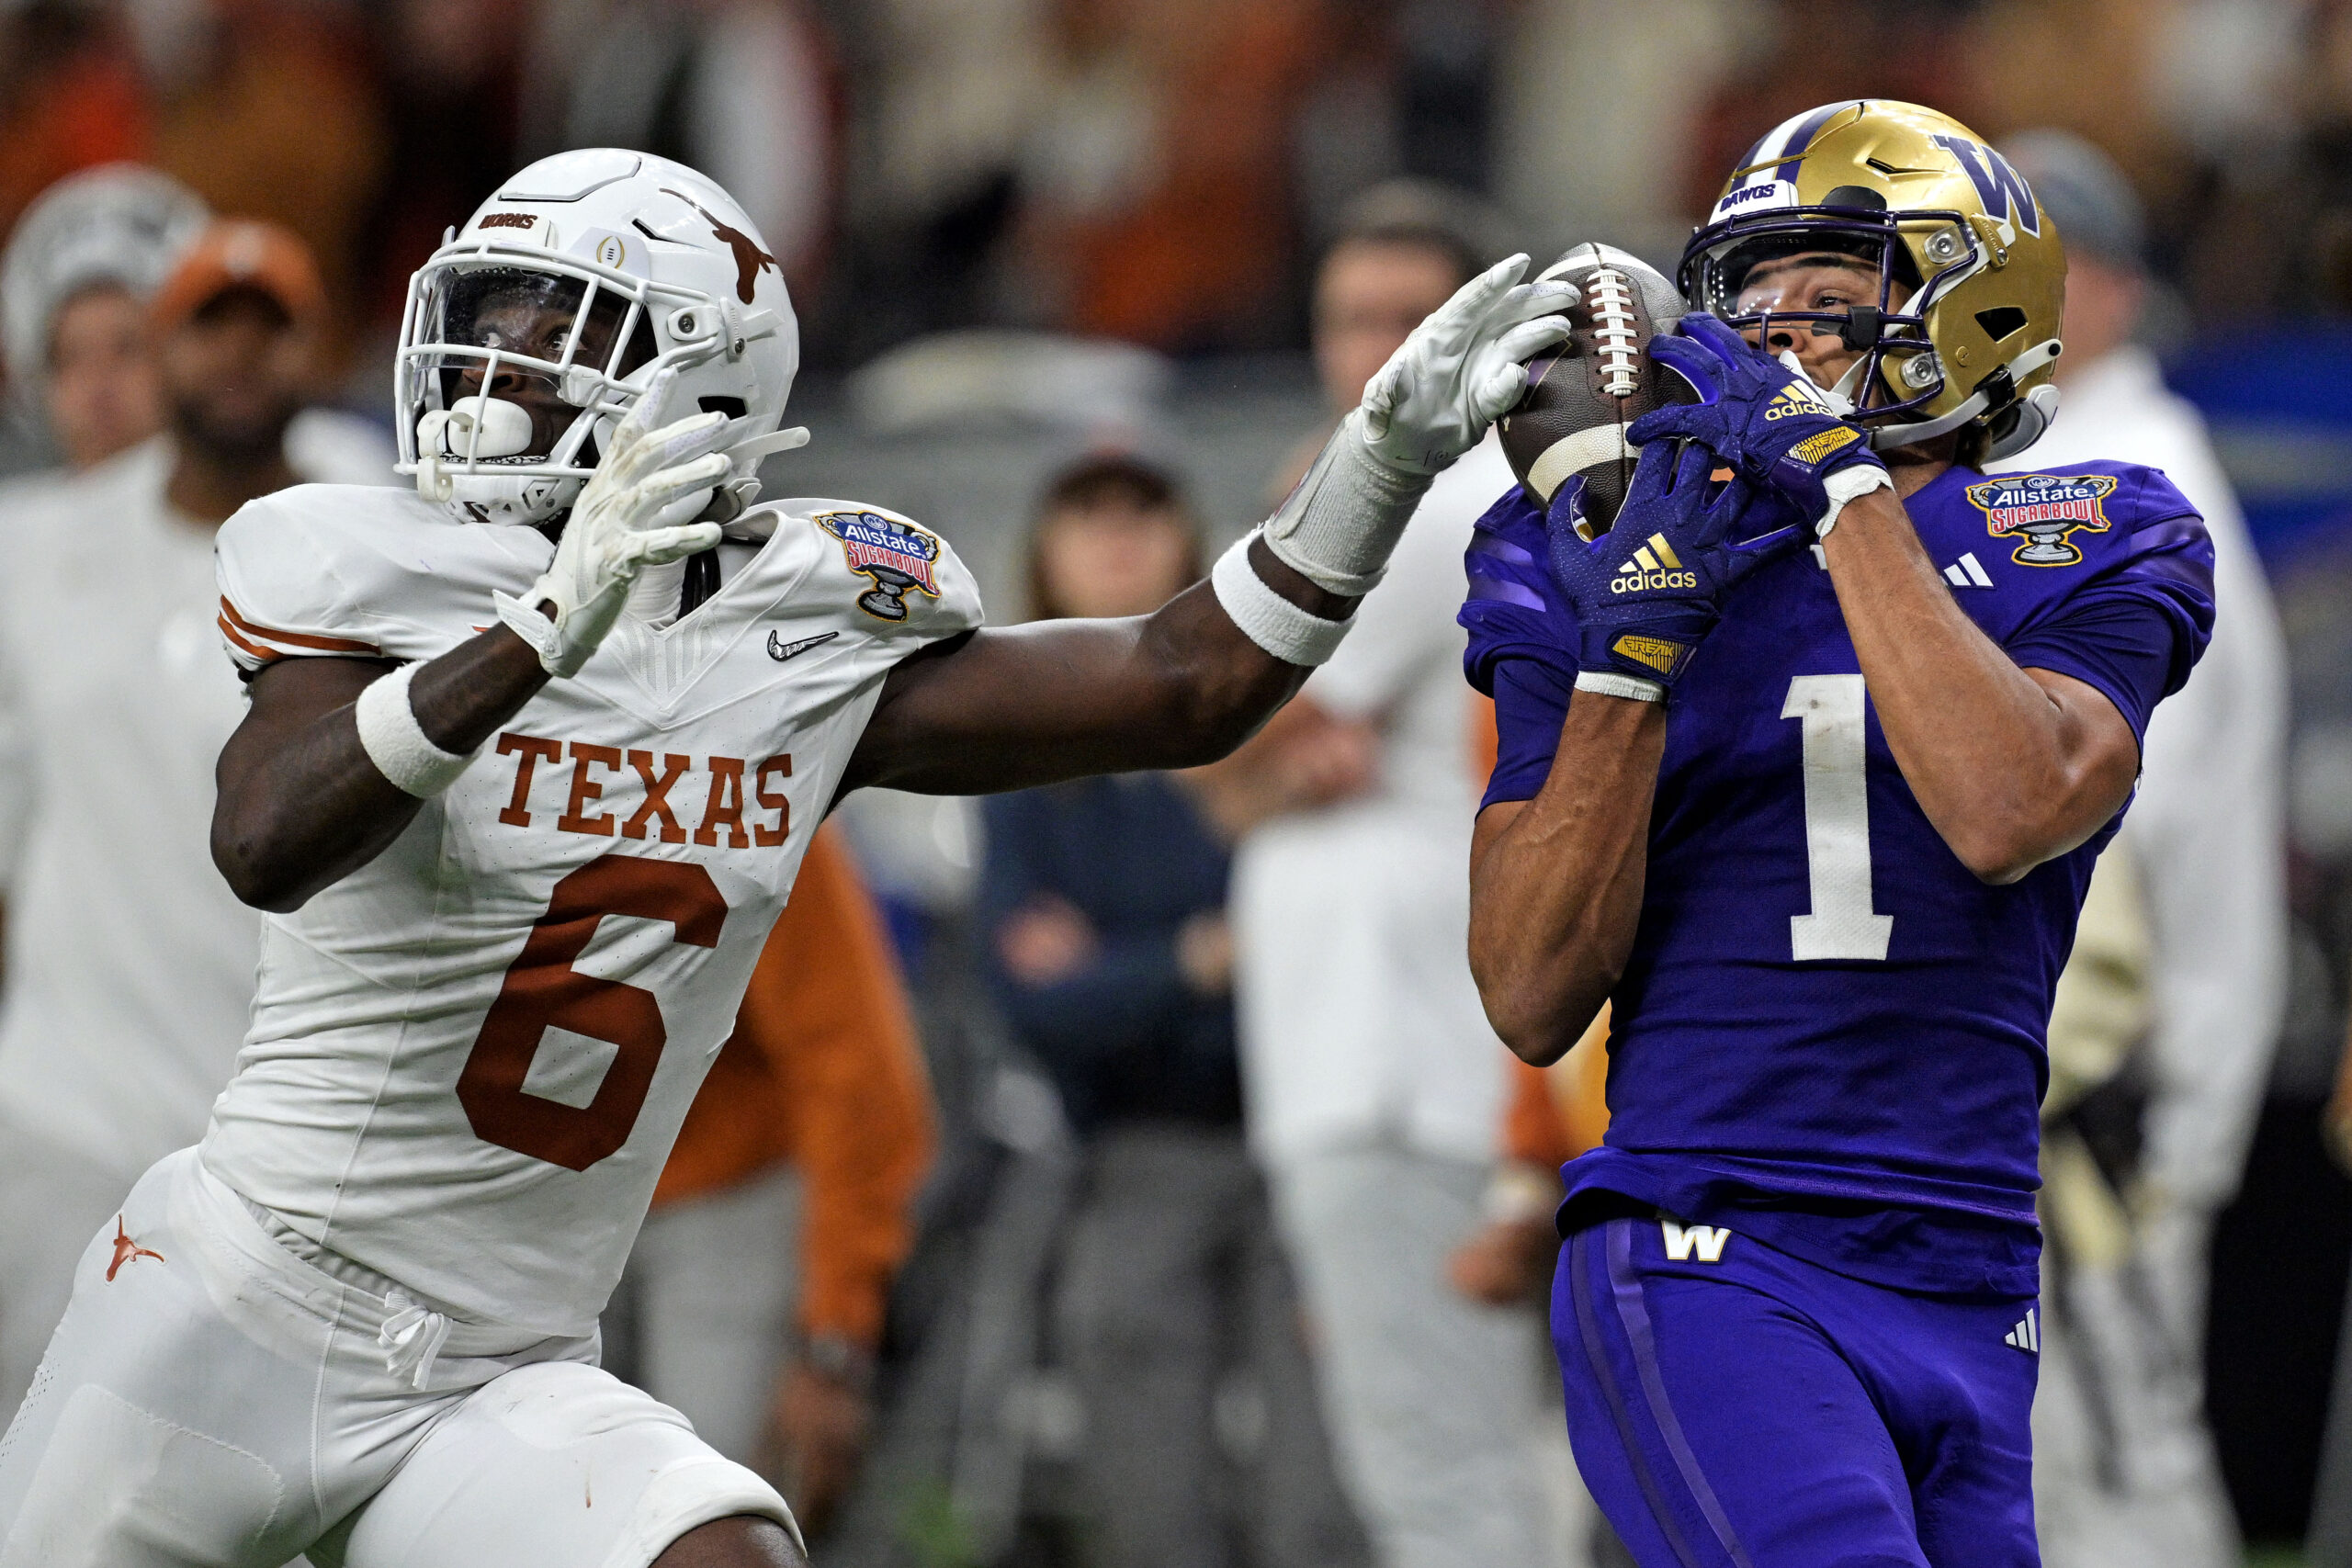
[1864,338,2063,453]
[1776,348,1861,417]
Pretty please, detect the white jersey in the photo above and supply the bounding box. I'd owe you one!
[202,482,980,1337]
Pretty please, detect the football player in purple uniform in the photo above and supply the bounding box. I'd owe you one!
[1461,101,2215,1568]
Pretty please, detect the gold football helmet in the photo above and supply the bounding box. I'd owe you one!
[1679,99,2065,460]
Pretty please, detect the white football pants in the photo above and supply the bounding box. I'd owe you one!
[1270,1143,1566,1568]
[0,1148,795,1567]
[0,1111,137,1420]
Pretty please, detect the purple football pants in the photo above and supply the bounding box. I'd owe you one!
[1553,1214,2041,1568]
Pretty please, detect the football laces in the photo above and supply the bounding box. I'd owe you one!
[1587,268,1641,400]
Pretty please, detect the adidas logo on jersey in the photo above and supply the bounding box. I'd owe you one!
[1660,1220,1730,1262]
[1611,534,1697,593]
[1941,552,1995,589]
[2005,1307,2040,1354]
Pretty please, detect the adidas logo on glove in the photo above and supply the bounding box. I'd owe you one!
[1763,381,1838,421]
[1611,533,1698,593]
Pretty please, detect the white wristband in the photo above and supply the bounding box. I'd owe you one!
[355,662,477,797]
[1261,410,1434,596]
[1575,669,1665,703]
[1814,464,1895,539]
[1211,533,1354,667]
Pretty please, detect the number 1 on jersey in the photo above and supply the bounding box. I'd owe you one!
[1782,674,1894,962]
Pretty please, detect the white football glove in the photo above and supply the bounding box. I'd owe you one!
[494,367,732,677]
[1360,254,1580,475]
[1261,255,1574,597]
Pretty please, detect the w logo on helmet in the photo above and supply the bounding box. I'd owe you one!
[1933,136,2041,236]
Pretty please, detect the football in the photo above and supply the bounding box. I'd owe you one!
[1498,243,1690,531]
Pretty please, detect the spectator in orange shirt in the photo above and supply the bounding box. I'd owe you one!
[1014,0,1329,349]
[0,3,152,251]
[603,822,934,1536]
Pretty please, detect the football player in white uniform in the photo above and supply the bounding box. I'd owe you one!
[0,148,1571,1568]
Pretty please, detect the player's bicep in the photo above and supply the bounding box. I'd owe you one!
[842,619,1160,796]
[2021,664,2141,846]
[217,655,395,795]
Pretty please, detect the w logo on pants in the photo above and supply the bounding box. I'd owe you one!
[1661,1220,1730,1263]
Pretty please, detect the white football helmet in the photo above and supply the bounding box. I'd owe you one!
[394,148,803,525]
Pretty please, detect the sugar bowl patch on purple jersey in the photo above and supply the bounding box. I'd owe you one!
[1965,473,2120,568]
[816,509,944,622]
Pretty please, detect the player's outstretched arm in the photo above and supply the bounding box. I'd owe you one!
[841,539,1350,795]
[842,258,1574,797]
[1817,487,2138,885]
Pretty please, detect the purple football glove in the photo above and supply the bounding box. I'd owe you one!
[1544,437,1805,693]
[1461,485,1577,696]
[1628,311,1889,533]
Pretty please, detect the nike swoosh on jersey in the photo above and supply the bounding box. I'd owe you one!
[767,629,840,661]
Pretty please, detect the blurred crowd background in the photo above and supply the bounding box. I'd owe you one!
[7,0,2352,1564]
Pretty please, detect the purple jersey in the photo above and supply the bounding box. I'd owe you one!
[1462,461,2215,1296]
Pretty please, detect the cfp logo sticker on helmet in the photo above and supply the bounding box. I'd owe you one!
[571,229,639,273]
[1966,474,2119,566]
[817,511,942,622]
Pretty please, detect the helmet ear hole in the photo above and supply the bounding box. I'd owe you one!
[1973,306,2028,342]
